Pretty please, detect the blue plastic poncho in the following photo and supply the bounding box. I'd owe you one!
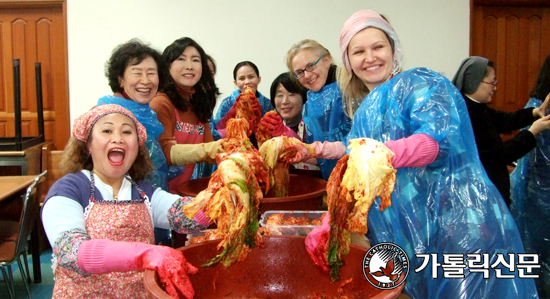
[209,118,222,141]
[211,89,273,139]
[510,97,550,297]
[348,68,538,299]
[191,161,215,179]
[97,95,169,191]
[303,82,352,180]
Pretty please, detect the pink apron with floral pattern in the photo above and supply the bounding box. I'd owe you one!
[168,108,205,193]
[52,199,155,298]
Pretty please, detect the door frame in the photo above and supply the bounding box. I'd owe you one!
[0,0,70,150]
[0,0,65,8]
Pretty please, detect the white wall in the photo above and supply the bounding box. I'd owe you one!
[67,0,470,124]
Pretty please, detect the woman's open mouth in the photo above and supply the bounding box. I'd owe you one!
[108,148,125,166]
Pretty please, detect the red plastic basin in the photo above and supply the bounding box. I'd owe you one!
[143,235,403,299]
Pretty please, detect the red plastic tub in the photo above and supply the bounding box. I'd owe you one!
[143,235,403,299]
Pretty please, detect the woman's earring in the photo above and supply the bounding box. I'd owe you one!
[391,59,400,76]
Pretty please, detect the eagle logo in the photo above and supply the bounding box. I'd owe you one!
[363,242,409,290]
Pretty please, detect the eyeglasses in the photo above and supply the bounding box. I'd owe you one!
[294,56,323,80]
[481,80,497,87]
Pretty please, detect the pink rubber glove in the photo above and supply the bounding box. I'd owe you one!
[384,133,439,168]
[305,213,330,272]
[217,128,227,138]
[216,105,237,131]
[193,208,213,226]
[260,113,299,138]
[288,141,347,164]
[78,239,198,299]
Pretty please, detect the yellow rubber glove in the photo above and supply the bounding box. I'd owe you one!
[170,140,222,166]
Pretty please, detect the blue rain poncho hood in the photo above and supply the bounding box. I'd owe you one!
[97,95,164,138]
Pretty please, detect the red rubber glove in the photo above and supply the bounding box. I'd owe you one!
[305,213,330,272]
[216,105,237,130]
[248,117,257,133]
[251,98,262,121]
[147,247,198,299]
[260,112,284,134]
[260,112,300,138]
[78,240,198,299]
[247,100,262,132]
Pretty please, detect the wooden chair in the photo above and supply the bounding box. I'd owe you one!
[0,171,47,299]
[25,143,64,283]
[40,143,63,203]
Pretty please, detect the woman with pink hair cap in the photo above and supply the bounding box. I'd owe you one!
[296,9,538,299]
[41,105,211,298]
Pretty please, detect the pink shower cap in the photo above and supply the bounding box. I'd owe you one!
[73,104,147,146]
[340,10,403,74]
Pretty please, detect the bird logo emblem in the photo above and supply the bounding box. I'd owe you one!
[363,242,409,290]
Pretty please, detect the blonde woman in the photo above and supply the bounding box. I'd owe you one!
[286,39,352,179]
[297,10,538,299]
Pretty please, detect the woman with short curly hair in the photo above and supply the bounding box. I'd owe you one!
[42,105,211,298]
[98,39,169,191]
